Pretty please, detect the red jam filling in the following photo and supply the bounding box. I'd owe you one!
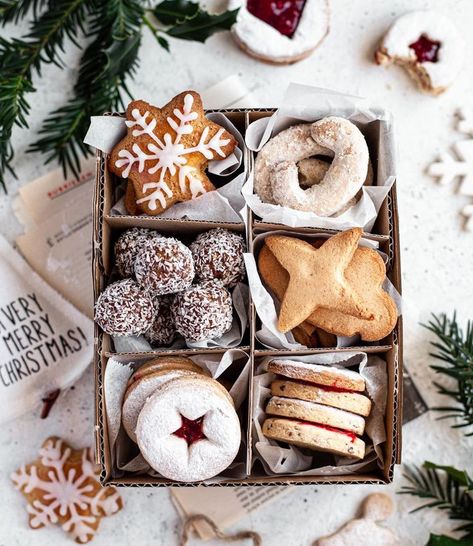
[173,415,206,446]
[247,0,307,38]
[297,420,357,443]
[295,379,355,394]
[409,34,441,63]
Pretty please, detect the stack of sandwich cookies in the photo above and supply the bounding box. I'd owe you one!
[262,360,372,460]
[122,356,241,482]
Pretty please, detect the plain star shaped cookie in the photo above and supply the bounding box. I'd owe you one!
[11,437,122,543]
[265,228,374,333]
[109,90,237,215]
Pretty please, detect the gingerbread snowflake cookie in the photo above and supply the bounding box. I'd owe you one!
[12,437,122,543]
[109,91,237,215]
[230,0,329,64]
[375,11,463,96]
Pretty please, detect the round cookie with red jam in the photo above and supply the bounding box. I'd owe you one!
[136,375,241,482]
[94,279,154,336]
[171,281,233,342]
[134,236,194,296]
[190,228,246,287]
[230,0,329,65]
[375,10,463,96]
[114,228,163,278]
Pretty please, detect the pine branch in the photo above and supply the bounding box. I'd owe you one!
[29,0,144,177]
[0,0,89,189]
[400,462,473,540]
[422,313,473,436]
[0,0,43,25]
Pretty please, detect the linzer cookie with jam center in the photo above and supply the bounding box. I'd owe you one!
[109,91,237,215]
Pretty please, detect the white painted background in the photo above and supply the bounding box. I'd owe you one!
[1,0,472,544]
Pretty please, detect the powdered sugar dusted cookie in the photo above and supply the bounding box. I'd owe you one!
[254,119,369,217]
[375,11,463,96]
[231,0,329,65]
[136,375,241,482]
[122,368,202,442]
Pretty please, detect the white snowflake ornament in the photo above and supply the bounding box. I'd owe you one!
[428,110,473,196]
[12,437,122,543]
[109,91,237,216]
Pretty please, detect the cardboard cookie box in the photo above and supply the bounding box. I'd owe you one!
[92,105,403,487]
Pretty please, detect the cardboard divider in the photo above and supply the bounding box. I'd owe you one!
[93,107,403,486]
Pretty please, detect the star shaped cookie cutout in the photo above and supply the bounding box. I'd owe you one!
[109,91,237,215]
[11,437,122,543]
[265,228,375,332]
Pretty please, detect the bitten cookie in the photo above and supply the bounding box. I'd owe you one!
[262,418,365,460]
[374,10,463,96]
[109,91,237,215]
[136,375,241,482]
[266,396,365,435]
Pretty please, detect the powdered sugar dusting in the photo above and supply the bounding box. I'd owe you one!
[136,376,241,482]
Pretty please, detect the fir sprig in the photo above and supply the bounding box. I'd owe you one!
[401,462,473,543]
[422,313,473,435]
[0,0,238,186]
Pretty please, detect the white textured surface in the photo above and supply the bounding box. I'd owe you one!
[1,0,473,544]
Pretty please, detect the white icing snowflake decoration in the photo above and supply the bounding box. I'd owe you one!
[428,110,473,196]
[12,437,122,543]
[115,93,231,211]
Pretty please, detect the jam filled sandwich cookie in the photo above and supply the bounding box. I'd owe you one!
[122,356,210,443]
[258,228,398,341]
[109,91,237,215]
[254,118,372,217]
[230,0,329,65]
[262,360,372,460]
[136,375,241,482]
[375,11,463,96]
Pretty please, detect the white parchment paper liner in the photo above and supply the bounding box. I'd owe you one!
[104,349,251,480]
[113,282,249,352]
[244,231,402,350]
[252,352,388,476]
[242,84,396,232]
[86,112,247,223]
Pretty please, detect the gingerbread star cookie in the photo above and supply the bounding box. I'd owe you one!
[265,229,375,332]
[12,437,122,543]
[258,236,398,341]
[109,91,237,215]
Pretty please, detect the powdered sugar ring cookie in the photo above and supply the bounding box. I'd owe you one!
[375,10,463,96]
[123,369,202,442]
[230,0,329,65]
[269,118,369,216]
[136,376,241,482]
